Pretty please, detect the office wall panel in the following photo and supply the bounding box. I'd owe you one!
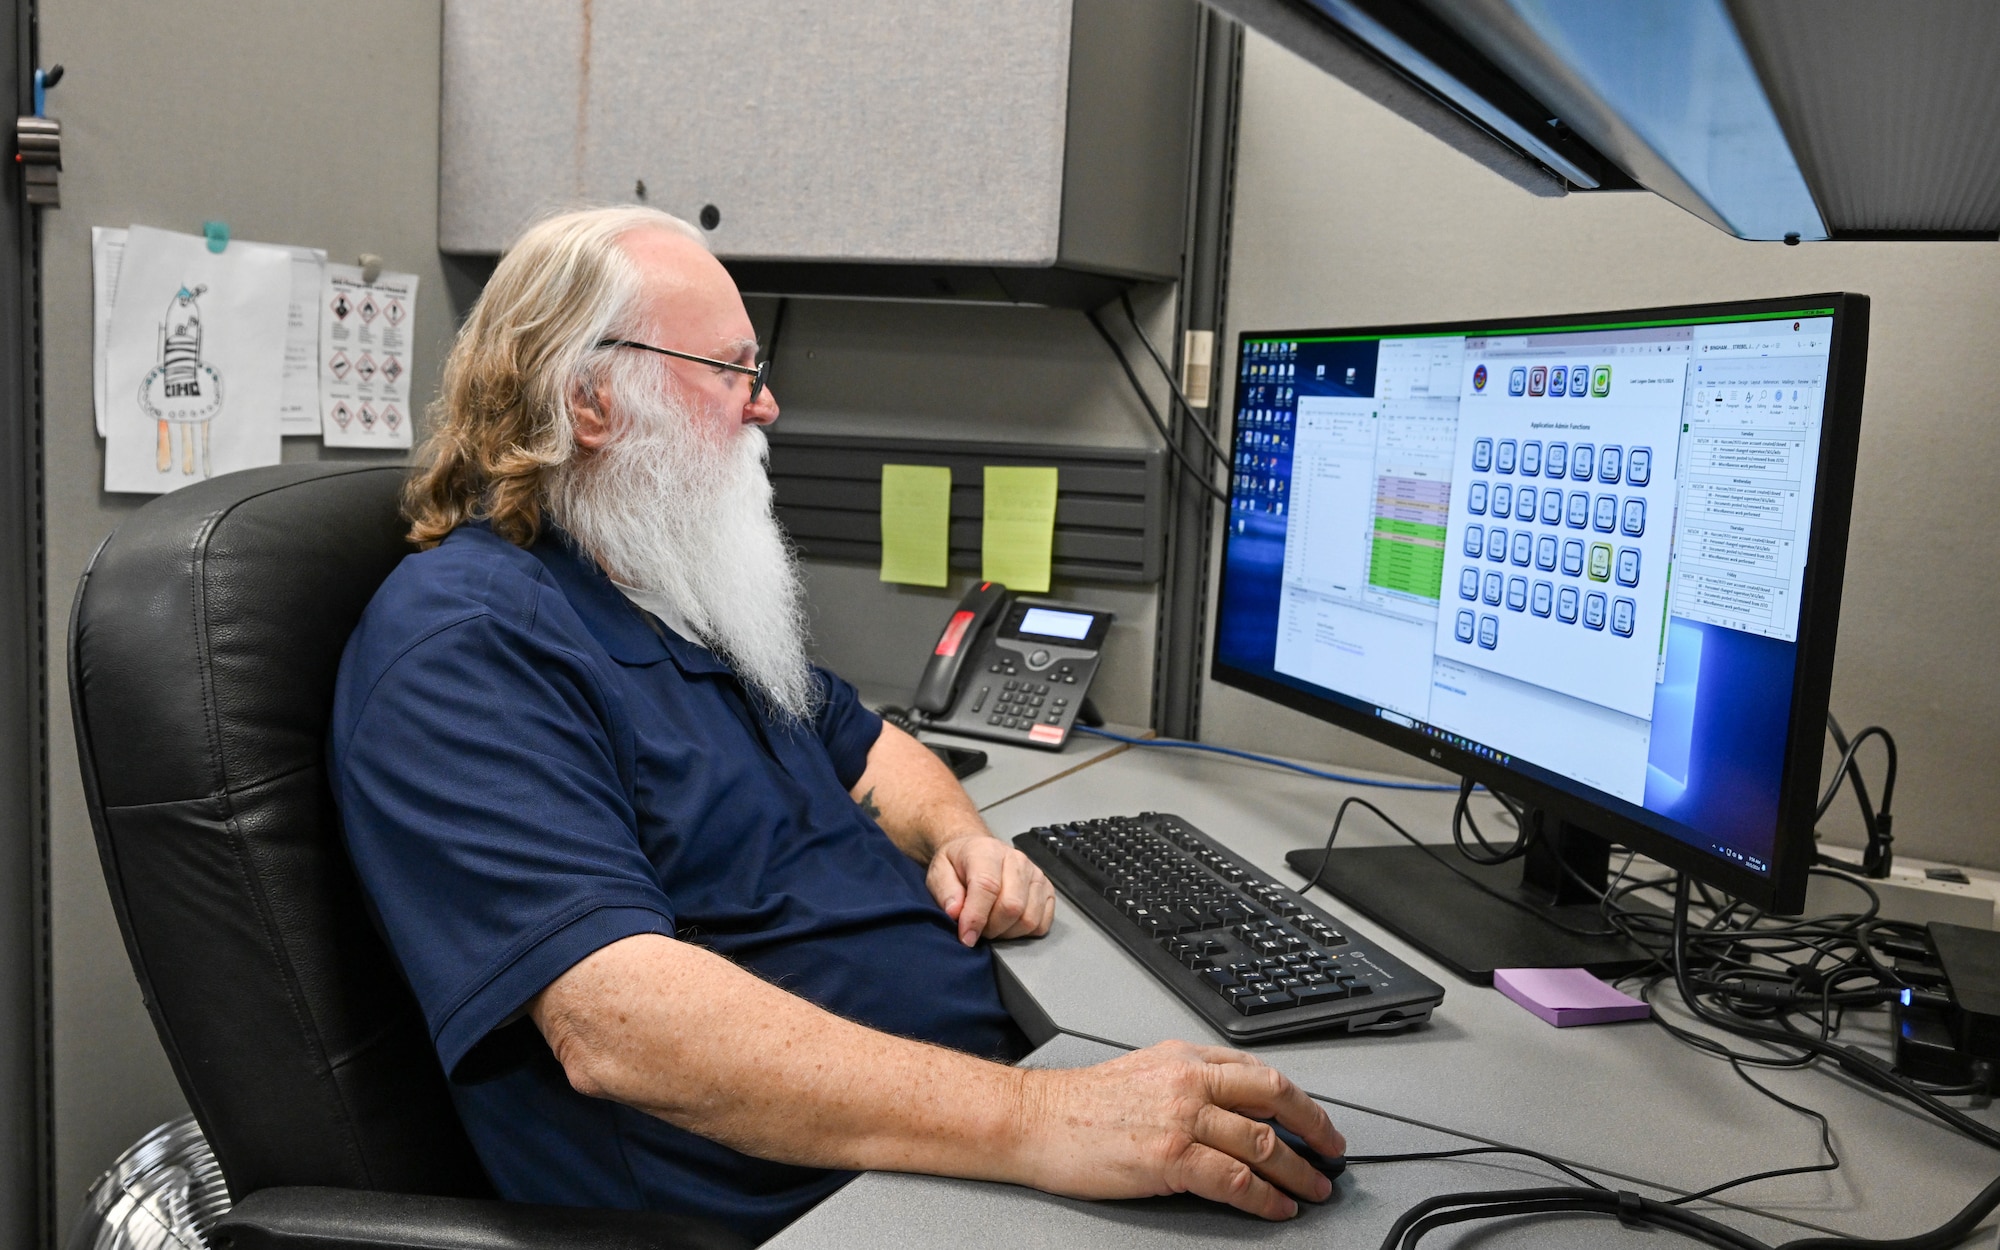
[37,2,453,1232]
[443,0,1068,262]
[440,0,1198,296]
[436,0,583,254]
[583,0,1068,265]
[448,0,1080,260]
[1203,31,2000,870]
[756,292,1174,725]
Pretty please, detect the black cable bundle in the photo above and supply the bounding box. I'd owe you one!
[1289,719,2000,1245]
[1085,293,1238,505]
[1356,874,2000,1247]
[1817,715,1898,878]
[1349,869,2000,1248]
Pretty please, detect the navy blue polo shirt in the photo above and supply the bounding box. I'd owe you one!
[328,524,1022,1241]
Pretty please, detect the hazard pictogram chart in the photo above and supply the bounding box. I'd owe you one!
[319,260,418,450]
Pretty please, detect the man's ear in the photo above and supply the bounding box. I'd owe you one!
[570,383,616,450]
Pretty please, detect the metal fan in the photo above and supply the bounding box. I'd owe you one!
[66,1114,230,1250]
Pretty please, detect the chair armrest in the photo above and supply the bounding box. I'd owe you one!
[212,1186,752,1250]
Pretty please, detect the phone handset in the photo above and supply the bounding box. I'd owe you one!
[912,582,1012,717]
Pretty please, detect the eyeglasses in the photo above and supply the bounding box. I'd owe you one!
[597,338,770,406]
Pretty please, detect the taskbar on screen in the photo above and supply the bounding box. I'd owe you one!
[1361,699,1771,878]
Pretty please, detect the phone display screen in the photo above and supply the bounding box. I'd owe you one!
[1018,607,1095,640]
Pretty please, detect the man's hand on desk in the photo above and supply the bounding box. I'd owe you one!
[1015,1040,1344,1220]
[927,833,1055,946]
[850,719,1055,946]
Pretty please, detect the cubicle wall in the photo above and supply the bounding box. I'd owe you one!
[1,2,41,1242]
[1204,30,2000,871]
[756,294,1172,711]
[36,0,454,1227]
[33,2,1179,1236]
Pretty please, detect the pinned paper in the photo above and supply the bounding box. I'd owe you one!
[102,225,291,494]
[981,465,1058,593]
[879,464,952,587]
[320,261,418,448]
[278,246,328,434]
[97,228,326,438]
[91,226,125,437]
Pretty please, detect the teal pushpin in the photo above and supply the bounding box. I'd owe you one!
[203,221,229,253]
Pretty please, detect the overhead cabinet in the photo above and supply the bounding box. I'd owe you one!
[440,0,1201,305]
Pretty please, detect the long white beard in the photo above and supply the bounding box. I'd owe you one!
[547,376,817,722]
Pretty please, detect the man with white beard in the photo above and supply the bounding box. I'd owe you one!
[329,206,1342,1244]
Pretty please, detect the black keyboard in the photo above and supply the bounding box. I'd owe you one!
[1015,813,1445,1042]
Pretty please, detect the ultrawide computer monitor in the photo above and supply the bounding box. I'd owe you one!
[1212,295,1869,977]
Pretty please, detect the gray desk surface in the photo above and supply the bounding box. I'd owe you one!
[782,741,2000,1245]
[855,685,1142,812]
[769,1035,1826,1250]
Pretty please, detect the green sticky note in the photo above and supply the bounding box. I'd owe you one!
[879,464,953,587]
[981,465,1059,593]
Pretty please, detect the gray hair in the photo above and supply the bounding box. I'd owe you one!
[404,205,708,547]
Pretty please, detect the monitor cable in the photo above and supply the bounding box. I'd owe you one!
[1056,1026,1857,1244]
[1112,292,1234,469]
[1661,874,2000,1152]
[1296,791,1623,940]
[1450,778,1532,865]
[1084,308,1232,504]
[1369,886,2000,1249]
[1814,717,1897,879]
[1373,1176,2000,1250]
[1086,718,1983,1240]
[1057,858,1998,1246]
[1070,729,1622,932]
[763,296,790,393]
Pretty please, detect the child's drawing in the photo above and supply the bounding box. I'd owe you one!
[139,284,224,477]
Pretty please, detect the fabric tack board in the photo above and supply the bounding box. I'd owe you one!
[766,432,1166,584]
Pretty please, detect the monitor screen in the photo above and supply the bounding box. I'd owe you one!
[1212,296,1866,909]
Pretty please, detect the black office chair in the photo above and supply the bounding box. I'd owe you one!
[70,463,747,1250]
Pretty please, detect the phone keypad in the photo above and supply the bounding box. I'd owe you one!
[989,679,1066,730]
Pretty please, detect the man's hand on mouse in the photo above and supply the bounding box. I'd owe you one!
[1008,1039,1344,1220]
[927,833,1056,945]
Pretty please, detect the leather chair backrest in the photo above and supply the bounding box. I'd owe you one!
[69,464,492,1201]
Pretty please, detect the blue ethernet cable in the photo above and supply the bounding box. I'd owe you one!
[1074,725,1462,792]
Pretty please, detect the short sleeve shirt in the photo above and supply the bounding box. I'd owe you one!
[328,525,1021,1241]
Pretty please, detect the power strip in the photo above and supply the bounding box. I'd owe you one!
[1805,852,1998,929]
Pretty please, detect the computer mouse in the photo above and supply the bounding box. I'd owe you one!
[1263,1119,1347,1190]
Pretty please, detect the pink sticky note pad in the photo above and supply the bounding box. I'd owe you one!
[1493,967,1650,1027]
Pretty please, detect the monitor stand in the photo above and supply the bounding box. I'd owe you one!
[1284,815,1656,986]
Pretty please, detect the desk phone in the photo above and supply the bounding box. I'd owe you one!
[911,583,1112,750]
